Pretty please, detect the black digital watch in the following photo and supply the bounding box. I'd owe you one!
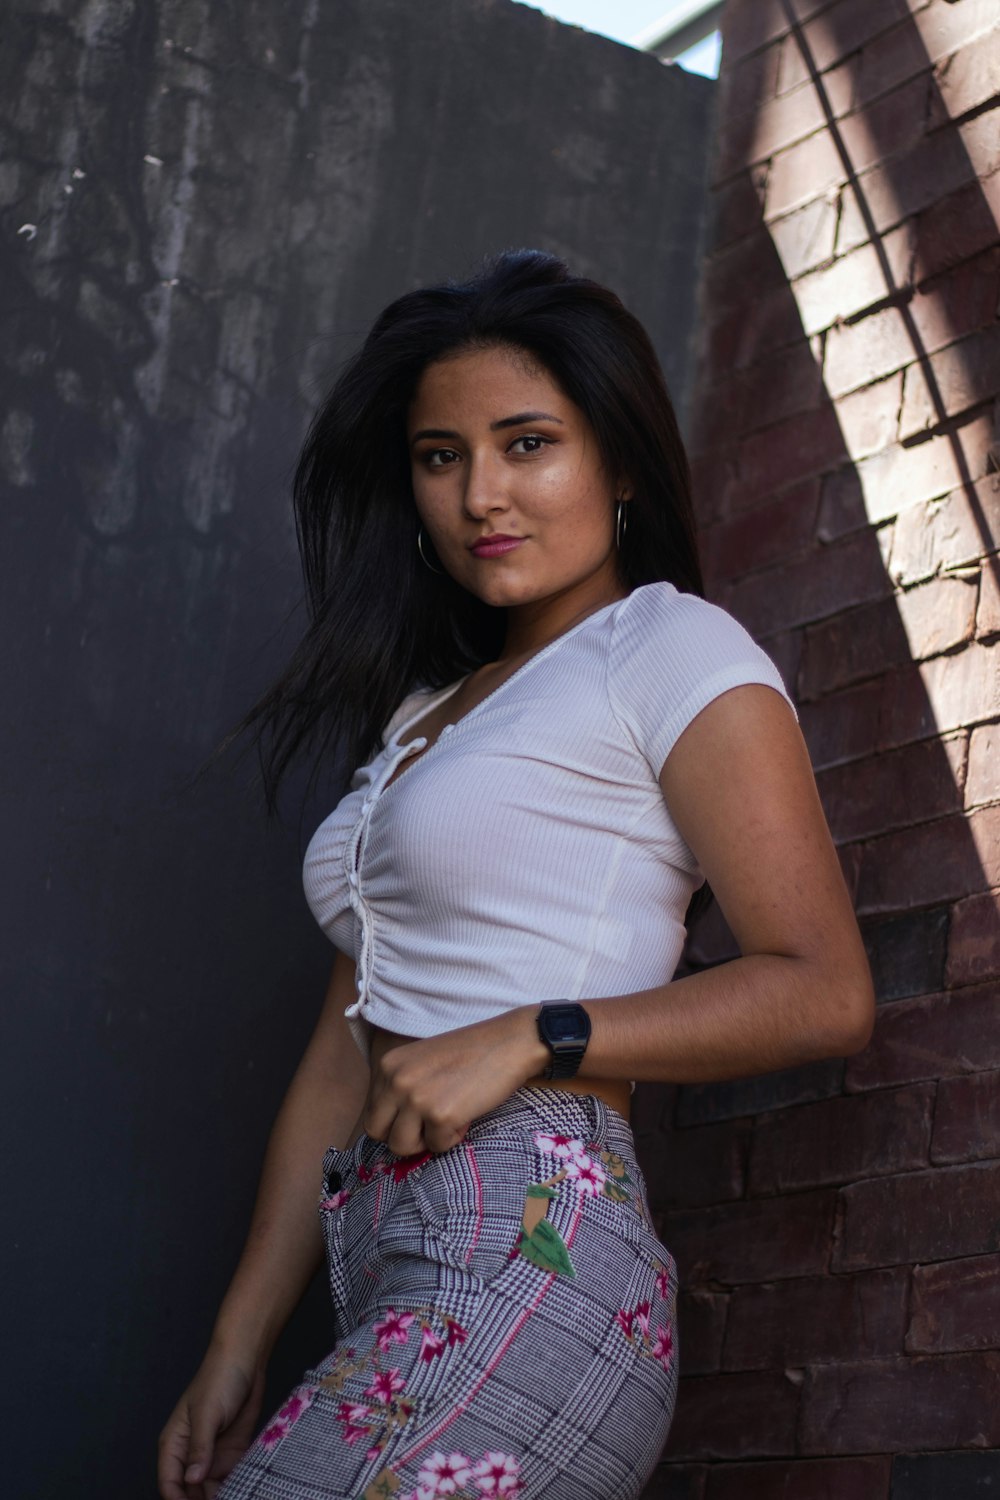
[536,1001,592,1080]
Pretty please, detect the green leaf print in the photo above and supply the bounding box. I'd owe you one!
[525,1183,558,1199]
[518,1217,576,1277]
[602,1177,631,1203]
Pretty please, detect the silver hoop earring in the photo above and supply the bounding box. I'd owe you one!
[417,527,444,575]
[615,498,629,551]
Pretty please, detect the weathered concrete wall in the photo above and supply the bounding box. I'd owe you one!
[0,4,714,1494]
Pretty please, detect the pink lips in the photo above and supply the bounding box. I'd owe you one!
[470,534,524,559]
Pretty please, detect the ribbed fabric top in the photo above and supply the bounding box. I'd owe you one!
[303,582,798,1060]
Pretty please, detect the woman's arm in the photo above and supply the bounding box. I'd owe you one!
[364,685,874,1152]
[158,950,368,1499]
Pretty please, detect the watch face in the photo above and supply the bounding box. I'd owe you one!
[549,1012,584,1042]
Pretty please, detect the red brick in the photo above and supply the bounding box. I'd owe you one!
[891,1451,1000,1496]
[833,1160,1000,1269]
[722,0,831,68]
[912,170,1000,284]
[861,905,949,1004]
[791,225,914,335]
[930,30,1000,128]
[658,1120,750,1210]
[908,1252,1000,1353]
[705,1457,892,1500]
[738,340,824,432]
[703,229,790,317]
[723,1267,908,1371]
[889,473,1000,587]
[845,21,930,113]
[799,1352,1000,1452]
[733,402,849,511]
[836,119,997,255]
[663,1369,800,1460]
[900,571,980,657]
[678,1290,728,1375]
[818,735,965,841]
[798,676,883,769]
[727,530,890,636]
[824,248,999,401]
[847,3,999,115]
[778,0,917,93]
[800,597,911,699]
[979,561,1000,639]
[836,73,933,178]
[717,66,854,180]
[947,890,1000,986]
[700,482,819,584]
[846,983,1000,1092]
[675,1059,845,1128]
[719,38,783,126]
[702,286,806,374]
[709,167,766,252]
[967,723,1000,808]
[748,1085,933,1195]
[900,325,1000,439]
[640,1463,706,1500]
[820,412,996,528]
[689,375,742,455]
[769,195,840,279]
[661,1189,837,1285]
[879,637,1000,745]
[766,129,847,219]
[757,627,803,694]
[915,0,1000,65]
[855,805,1000,915]
[834,372,903,460]
[933,1069,1000,1165]
[688,448,739,524]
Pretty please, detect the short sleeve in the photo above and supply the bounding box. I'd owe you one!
[606,582,798,776]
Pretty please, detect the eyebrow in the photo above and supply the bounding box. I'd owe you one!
[410,411,565,443]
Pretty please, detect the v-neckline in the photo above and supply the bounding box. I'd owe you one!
[381,592,627,794]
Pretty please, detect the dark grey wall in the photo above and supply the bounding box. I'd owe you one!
[0,3,714,1493]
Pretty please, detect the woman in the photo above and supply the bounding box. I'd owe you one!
[158,251,874,1500]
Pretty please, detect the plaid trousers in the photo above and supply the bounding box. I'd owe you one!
[215,1087,678,1500]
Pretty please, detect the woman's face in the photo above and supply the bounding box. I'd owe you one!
[407,344,627,617]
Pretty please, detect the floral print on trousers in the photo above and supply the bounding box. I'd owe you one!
[214,1087,678,1499]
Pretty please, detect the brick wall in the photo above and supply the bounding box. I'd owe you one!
[638,1,1000,1493]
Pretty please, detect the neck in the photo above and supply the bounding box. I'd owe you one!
[500,568,628,662]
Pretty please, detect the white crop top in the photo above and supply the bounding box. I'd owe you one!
[303,582,798,1060]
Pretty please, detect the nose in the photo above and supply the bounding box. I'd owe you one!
[461,450,509,520]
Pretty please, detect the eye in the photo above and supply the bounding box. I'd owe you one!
[508,434,551,456]
[422,447,461,470]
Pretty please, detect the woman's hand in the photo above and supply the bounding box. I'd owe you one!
[364,1008,548,1156]
[157,1343,267,1500]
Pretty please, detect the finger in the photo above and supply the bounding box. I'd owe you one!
[385,1105,429,1158]
[183,1402,223,1493]
[157,1418,194,1500]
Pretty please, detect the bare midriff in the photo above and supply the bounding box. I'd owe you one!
[344,1024,631,1150]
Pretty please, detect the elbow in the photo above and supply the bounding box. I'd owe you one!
[810,967,876,1060]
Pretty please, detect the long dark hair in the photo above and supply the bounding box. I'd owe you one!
[241,249,705,807]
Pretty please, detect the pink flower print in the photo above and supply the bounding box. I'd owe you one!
[336,1400,372,1444]
[472,1450,523,1495]
[276,1387,315,1426]
[259,1419,287,1450]
[444,1316,467,1346]
[357,1162,380,1184]
[656,1266,672,1301]
[634,1300,652,1340]
[374,1308,415,1350]
[319,1188,351,1210]
[534,1131,588,1162]
[420,1326,446,1361]
[365,1367,405,1403]
[416,1450,474,1495]
[616,1307,635,1340]
[563,1154,607,1196]
[652,1323,675,1368]
[390,1150,432,1182]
